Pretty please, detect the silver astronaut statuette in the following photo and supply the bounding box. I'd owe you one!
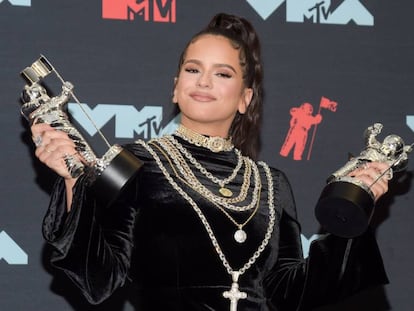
[20,55,143,206]
[315,123,413,238]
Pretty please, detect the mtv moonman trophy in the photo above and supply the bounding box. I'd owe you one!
[20,55,143,206]
[315,123,413,238]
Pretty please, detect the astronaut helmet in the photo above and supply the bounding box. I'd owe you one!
[380,134,404,158]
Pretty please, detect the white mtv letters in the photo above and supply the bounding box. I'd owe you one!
[246,0,373,26]
[287,0,373,25]
[0,231,28,265]
[0,0,31,6]
[68,103,179,139]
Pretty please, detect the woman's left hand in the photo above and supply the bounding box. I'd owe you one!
[347,161,391,201]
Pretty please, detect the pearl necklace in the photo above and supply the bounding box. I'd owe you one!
[136,139,276,311]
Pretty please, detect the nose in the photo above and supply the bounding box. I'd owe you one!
[197,72,211,88]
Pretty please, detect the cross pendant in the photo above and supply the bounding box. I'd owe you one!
[223,272,247,311]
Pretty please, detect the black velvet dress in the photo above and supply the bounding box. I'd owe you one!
[42,136,388,311]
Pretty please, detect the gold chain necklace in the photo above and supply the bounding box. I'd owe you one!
[150,140,261,243]
[137,139,276,311]
[168,134,243,198]
[175,124,234,152]
[155,136,261,211]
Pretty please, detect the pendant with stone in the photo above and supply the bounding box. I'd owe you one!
[219,187,233,198]
[234,228,247,243]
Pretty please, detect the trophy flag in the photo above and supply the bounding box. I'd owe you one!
[306,96,338,160]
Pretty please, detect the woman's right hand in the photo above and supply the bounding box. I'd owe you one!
[31,123,81,181]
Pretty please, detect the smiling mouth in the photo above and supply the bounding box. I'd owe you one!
[190,92,216,102]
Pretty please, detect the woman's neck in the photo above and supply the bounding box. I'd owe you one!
[179,120,230,139]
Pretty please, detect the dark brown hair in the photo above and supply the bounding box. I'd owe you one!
[176,13,264,159]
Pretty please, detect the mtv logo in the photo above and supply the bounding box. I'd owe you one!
[0,231,28,265]
[68,103,179,140]
[246,0,374,26]
[102,0,176,23]
[288,0,374,26]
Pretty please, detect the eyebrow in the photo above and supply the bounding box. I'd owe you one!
[183,59,238,74]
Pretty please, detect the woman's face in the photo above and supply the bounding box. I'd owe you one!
[173,34,253,137]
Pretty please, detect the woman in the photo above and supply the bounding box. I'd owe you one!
[31,13,389,311]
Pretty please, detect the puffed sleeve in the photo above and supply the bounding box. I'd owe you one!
[42,156,143,304]
[263,169,388,311]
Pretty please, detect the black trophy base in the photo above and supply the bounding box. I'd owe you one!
[315,181,375,238]
[92,148,143,207]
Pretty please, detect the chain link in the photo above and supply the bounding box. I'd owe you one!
[137,139,276,278]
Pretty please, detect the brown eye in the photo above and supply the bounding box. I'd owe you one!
[217,72,232,78]
[184,68,199,74]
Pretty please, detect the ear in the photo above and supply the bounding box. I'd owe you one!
[172,77,178,103]
[238,88,253,114]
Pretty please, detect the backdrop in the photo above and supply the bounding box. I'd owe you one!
[1,1,413,310]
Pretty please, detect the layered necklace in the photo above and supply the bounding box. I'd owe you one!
[135,126,276,311]
[154,135,261,243]
[175,125,239,198]
[136,137,276,311]
[164,136,261,208]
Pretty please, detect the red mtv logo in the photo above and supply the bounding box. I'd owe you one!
[102,0,176,23]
